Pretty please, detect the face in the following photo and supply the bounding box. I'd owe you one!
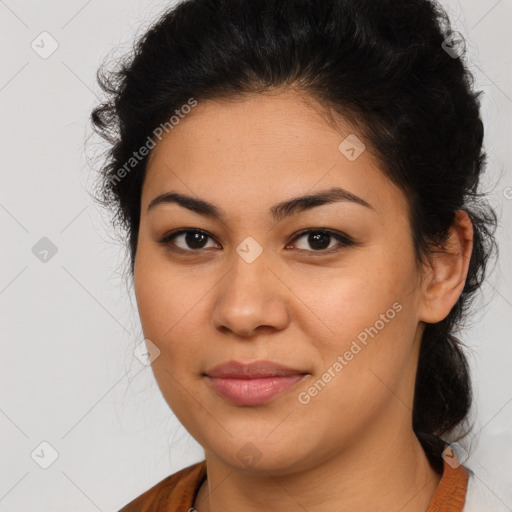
[134,88,427,474]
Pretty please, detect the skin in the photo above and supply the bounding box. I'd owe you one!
[133,87,474,512]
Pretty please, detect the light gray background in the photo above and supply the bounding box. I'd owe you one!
[1,0,511,510]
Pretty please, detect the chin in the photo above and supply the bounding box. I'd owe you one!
[205,434,322,475]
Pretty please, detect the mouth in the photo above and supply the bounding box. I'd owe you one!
[203,360,309,406]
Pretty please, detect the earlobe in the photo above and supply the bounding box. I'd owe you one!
[418,210,474,324]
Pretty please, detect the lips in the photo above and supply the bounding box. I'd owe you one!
[205,360,307,378]
[204,360,309,405]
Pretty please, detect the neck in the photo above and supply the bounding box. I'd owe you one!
[194,425,442,512]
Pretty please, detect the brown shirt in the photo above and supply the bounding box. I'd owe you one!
[117,456,468,512]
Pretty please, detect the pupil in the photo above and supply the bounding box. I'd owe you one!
[309,232,330,250]
[186,231,207,249]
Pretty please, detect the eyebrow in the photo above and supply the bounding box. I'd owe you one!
[147,186,374,222]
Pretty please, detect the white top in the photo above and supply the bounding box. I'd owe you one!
[462,466,512,511]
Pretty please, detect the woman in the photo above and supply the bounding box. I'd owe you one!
[90,0,499,510]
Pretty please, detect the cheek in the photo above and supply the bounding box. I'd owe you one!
[290,249,413,342]
[134,243,204,340]
[133,247,216,394]
[291,249,419,395]
[134,253,205,424]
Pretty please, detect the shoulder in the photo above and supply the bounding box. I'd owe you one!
[117,460,207,512]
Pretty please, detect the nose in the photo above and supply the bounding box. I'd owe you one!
[211,247,291,338]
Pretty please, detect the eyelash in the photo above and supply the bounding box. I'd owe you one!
[158,228,355,255]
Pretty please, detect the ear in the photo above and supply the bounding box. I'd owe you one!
[418,210,474,324]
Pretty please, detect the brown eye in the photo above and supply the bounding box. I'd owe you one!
[289,229,354,253]
[160,229,219,251]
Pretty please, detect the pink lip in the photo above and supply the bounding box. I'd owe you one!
[204,360,309,405]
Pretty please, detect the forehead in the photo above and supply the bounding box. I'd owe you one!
[148,89,348,163]
[142,89,408,220]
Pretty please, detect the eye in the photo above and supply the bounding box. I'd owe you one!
[159,228,354,254]
[159,229,220,252]
[287,229,354,253]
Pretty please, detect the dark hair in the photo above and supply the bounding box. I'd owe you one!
[90,0,498,473]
